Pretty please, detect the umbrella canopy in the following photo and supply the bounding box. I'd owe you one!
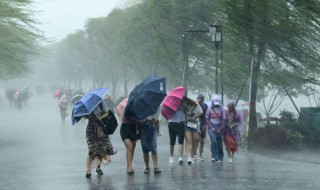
[161,86,186,120]
[54,89,62,99]
[124,76,166,121]
[70,95,83,105]
[116,98,128,118]
[72,88,109,125]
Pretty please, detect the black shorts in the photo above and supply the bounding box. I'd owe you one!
[168,122,185,145]
[120,123,140,141]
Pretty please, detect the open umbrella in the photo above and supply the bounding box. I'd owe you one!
[72,88,109,125]
[54,89,62,99]
[70,95,83,105]
[124,76,166,121]
[161,86,186,120]
[116,98,128,118]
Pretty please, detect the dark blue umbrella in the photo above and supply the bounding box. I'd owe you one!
[72,88,110,125]
[124,76,166,121]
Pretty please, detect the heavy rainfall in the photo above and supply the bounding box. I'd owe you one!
[1,0,320,189]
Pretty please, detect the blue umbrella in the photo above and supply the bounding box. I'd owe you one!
[72,88,109,125]
[124,76,166,121]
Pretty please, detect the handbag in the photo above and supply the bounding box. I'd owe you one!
[186,121,199,130]
[101,110,118,135]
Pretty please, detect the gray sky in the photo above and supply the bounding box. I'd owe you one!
[32,0,124,42]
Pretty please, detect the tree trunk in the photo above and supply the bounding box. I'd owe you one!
[124,65,128,98]
[248,42,263,144]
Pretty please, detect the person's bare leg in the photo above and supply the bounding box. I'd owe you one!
[123,139,136,172]
[178,144,184,158]
[86,154,92,172]
[185,131,192,158]
[170,145,174,157]
[192,132,199,158]
[151,152,158,168]
[143,153,150,169]
[199,140,204,157]
[227,149,231,158]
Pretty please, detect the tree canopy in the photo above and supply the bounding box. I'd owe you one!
[0,0,41,79]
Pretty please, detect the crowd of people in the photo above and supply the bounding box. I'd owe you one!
[5,87,33,110]
[81,89,243,178]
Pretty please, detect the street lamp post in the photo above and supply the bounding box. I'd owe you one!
[182,22,222,100]
[209,21,222,96]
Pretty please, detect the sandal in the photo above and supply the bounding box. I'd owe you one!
[96,168,103,175]
[86,170,91,178]
[144,168,150,174]
[127,168,135,175]
[154,167,161,174]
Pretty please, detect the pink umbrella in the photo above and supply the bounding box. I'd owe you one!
[116,98,128,118]
[161,86,186,120]
[54,89,61,99]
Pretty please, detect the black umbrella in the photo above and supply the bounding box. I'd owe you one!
[124,76,166,121]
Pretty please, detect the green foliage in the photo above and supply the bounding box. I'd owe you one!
[49,0,320,104]
[0,0,41,79]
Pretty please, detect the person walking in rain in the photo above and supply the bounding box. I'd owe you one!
[120,117,140,174]
[168,105,186,164]
[206,95,224,162]
[195,93,208,161]
[58,92,68,122]
[183,97,203,165]
[138,107,162,174]
[224,100,242,163]
[85,101,118,178]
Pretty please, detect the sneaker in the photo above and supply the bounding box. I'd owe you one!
[178,157,184,165]
[154,167,161,174]
[217,160,222,163]
[228,158,233,163]
[96,168,103,175]
[187,157,193,165]
[211,158,216,162]
[198,156,204,162]
[169,157,174,164]
[157,132,163,136]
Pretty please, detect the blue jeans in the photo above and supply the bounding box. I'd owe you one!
[139,123,157,154]
[208,125,224,161]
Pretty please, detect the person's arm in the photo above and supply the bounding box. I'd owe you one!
[205,109,215,132]
[218,108,226,133]
[97,103,109,120]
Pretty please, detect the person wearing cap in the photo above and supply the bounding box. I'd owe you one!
[224,100,242,163]
[195,93,208,161]
[205,95,225,162]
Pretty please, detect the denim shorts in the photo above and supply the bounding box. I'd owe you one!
[139,123,157,154]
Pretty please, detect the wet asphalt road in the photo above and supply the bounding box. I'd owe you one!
[0,92,320,190]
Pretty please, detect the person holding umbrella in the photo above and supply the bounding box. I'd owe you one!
[138,107,162,174]
[85,101,118,178]
[122,76,167,174]
[161,86,186,165]
[71,88,118,178]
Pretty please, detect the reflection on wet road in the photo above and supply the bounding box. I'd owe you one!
[0,93,320,189]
